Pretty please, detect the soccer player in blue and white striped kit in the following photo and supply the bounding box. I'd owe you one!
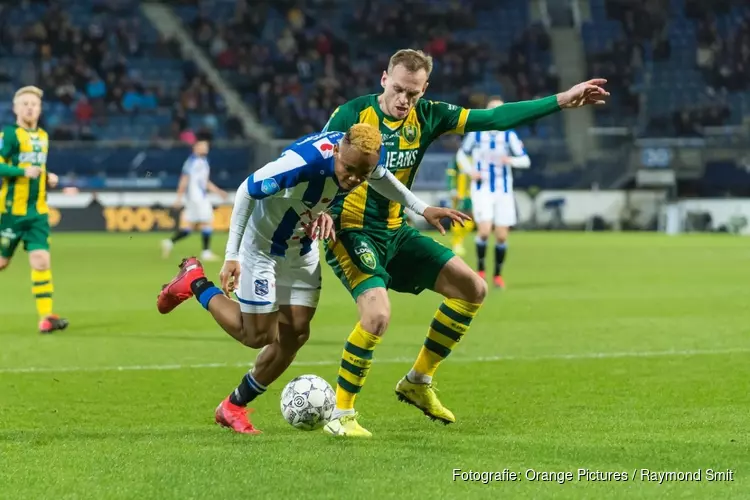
[162,136,228,262]
[456,97,531,289]
[157,123,469,434]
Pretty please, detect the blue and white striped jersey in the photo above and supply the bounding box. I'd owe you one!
[181,154,211,201]
[225,130,427,261]
[457,130,530,195]
[242,131,362,257]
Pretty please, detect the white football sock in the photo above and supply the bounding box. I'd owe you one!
[407,369,432,384]
[331,407,355,419]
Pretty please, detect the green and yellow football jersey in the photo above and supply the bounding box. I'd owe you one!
[0,125,50,216]
[323,94,469,231]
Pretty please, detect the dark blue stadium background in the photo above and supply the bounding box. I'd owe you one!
[0,0,747,194]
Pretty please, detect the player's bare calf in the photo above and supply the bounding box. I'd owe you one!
[157,257,277,348]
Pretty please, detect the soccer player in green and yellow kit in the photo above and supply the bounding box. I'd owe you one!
[320,49,608,437]
[0,86,68,333]
[446,157,474,256]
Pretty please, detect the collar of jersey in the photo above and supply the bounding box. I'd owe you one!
[373,95,406,131]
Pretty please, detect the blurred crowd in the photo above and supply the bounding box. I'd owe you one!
[188,0,559,138]
[1,0,746,143]
[0,1,228,142]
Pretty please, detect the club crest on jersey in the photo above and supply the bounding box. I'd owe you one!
[254,279,269,297]
[402,124,418,144]
[354,243,376,270]
[261,178,280,196]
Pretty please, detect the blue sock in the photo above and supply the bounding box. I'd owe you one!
[229,371,267,406]
[190,277,223,310]
[494,243,507,276]
[475,237,487,272]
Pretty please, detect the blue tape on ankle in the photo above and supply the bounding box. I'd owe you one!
[198,286,223,310]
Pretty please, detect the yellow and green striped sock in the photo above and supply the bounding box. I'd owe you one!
[412,298,481,378]
[335,322,381,410]
[31,268,54,318]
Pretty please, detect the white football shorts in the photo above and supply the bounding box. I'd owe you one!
[235,247,322,314]
[472,192,517,227]
[182,199,214,225]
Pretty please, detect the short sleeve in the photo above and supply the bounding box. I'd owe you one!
[425,101,470,137]
[322,104,356,133]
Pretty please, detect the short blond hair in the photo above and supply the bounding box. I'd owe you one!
[14,86,43,104]
[344,123,382,155]
[388,49,433,78]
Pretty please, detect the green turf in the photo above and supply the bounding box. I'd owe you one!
[1,232,748,499]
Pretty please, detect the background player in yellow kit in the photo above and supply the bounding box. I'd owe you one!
[0,86,68,333]
[446,158,474,256]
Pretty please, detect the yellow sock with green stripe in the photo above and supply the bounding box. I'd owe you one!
[410,298,481,382]
[31,269,54,318]
[334,322,381,415]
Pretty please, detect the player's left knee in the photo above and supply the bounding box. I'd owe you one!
[29,251,50,271]
[465,273,488,303]
[452,269,487,304]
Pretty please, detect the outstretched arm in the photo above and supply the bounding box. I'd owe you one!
[0,164,25,177]
[368,168,471,235]
[464,79,609,133]
[367,169,429,215]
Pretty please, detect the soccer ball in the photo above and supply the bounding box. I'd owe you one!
[280,374,336,430]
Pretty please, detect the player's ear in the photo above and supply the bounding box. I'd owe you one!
[422,81,429,94]
[381,71,388,89]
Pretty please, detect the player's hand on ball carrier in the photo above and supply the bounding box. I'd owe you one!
[219,260,241,295]
[24,166,42,179]
[304,212,336,242]
[422,207,472,235]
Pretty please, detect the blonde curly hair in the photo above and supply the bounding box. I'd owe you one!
[344,123,382,155]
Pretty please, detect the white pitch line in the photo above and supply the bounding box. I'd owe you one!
[1,347,750,375]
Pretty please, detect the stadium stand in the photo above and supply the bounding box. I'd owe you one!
[582,0,749,135]
[174,0,563,145]
[0,0,746,190]
[0,0,234,142]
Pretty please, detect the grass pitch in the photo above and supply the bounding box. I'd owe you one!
[1,232,748,499]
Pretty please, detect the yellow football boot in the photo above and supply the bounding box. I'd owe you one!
[395,377,456,424]
[323,413,372,438]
